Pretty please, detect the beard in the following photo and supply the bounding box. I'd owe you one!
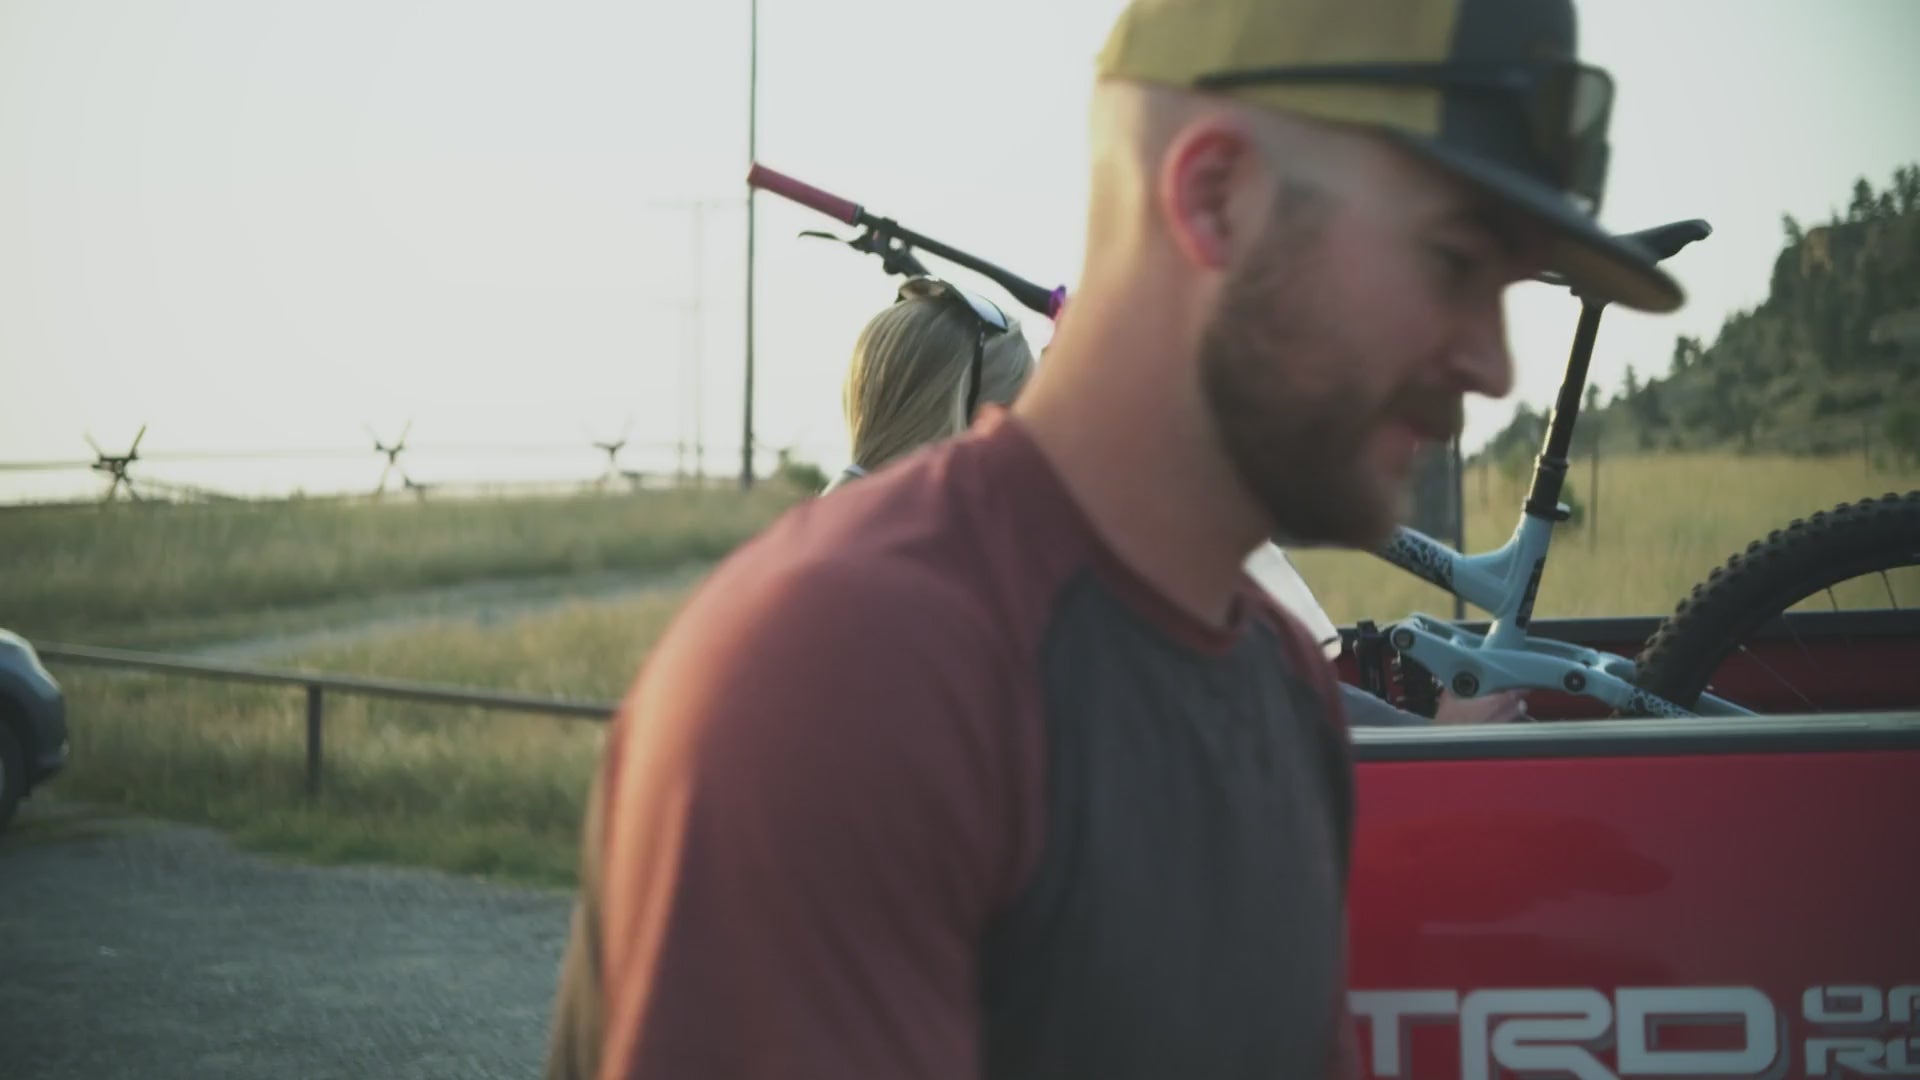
[1198,232,1461,550]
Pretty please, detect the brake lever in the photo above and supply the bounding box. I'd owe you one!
[799,225,932,278]
[848,225,931,277]
[880,245,931,277]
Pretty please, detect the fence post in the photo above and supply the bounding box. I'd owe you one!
[1451,435,1466,621]
[1410,443,1455,542]
[1589,431,1600,551]
[306,684,323,798]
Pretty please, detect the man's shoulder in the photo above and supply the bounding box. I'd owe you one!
[664,456,1011,678]
[644,413,1093,706]
[614,456,1040,787]
[733,454,993,609]
[738,414,1087,623]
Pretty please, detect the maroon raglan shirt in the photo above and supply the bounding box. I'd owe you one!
[543,407,1358,1080]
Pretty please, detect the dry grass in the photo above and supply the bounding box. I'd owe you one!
[0,485,800,646]
[1290,452,1920,625]
[32,451,1920,887]
[47,589,694,888]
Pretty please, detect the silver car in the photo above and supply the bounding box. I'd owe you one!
[0,629,70,833]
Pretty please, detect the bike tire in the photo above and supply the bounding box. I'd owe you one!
[1632,490,1920,711]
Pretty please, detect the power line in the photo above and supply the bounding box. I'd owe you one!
[649,196,742,485]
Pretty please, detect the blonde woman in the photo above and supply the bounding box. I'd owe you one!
[830,276,1525,727]
[826,276,1036,492]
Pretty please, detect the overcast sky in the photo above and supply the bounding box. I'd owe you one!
[2,0,1916,497]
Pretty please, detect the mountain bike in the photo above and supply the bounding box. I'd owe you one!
[747,163,1920,719]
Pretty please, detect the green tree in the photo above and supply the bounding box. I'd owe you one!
[1782,213,1804,246]
[1894,165,1920,215]
[1636,378,1669,430]
[1706,365,1745,441]
[1580,384,1603,455]
[1670,335,1703,374]
[1887,404,1920,464]
[773,451,829,495]
[1812,287,1849,371]
[1848,177,1877,222]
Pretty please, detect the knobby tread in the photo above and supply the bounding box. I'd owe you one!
[1631,490,1920,711]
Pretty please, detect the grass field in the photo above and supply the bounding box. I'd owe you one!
[1290,452,1920,625]
[24,452,1920,888]
[46,588,690,888]
[0,484,802,647]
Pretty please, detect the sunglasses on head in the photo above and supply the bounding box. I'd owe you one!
[896,276,1013,421]
[1191,59,1615,216]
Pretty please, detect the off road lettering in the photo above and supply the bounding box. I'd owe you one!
[1352,985,1920,1080]
[1816,1035,1920,1076]
[1809,986,1886,1025]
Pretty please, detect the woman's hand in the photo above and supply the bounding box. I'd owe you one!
[1433,687,1528,725]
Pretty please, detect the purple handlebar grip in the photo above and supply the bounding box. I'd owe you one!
[1047,285,1069,322]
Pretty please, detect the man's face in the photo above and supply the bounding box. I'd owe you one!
[1198,148,1537,548]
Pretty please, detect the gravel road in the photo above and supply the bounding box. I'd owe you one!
[180,562,710,664]
[0,799,575,1080]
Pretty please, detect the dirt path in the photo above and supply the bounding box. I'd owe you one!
[0,799,574,1080]
[104,561,711,663]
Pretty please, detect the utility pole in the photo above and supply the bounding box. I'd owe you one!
[646,297,697,482]
[651,197,738,488]
[689,200,714,484]
[742,0,760,490]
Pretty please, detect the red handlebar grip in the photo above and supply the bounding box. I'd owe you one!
[747,164,861,225]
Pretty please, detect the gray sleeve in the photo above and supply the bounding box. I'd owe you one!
[1337,681,1430,727]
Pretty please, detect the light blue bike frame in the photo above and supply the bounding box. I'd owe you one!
[1374,514,1753,718]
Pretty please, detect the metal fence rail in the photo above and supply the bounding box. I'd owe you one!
[37,642,618,797]
[40,610,1912,795]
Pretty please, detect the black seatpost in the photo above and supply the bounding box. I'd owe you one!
[1526,300,1608,520]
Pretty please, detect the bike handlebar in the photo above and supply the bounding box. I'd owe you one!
[748,161,1069,322]
[746,164,861,226]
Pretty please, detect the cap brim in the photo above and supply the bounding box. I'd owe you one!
[1384,132,1685,314]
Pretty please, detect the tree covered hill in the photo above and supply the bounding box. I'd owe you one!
[1475,162,1920,469]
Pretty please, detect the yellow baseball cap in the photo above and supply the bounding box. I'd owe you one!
[1097,0,1685,313]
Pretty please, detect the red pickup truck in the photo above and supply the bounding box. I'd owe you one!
[1338,613,1920,1080]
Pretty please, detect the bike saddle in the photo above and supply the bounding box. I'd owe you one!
[1532,218,1711,289]
[1619,218,1712,264]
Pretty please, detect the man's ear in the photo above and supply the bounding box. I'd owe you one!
[1157,119,1258,272]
